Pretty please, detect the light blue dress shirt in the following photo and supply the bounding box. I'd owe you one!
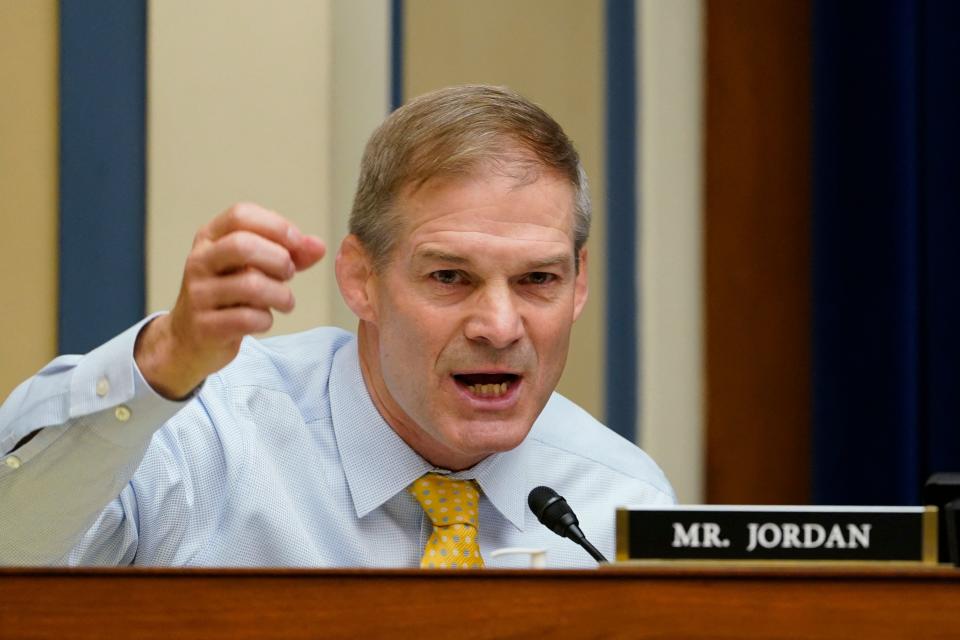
[0,318,674,567]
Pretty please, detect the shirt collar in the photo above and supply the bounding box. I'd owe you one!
[450,446,528,532]
[329,338,529,531]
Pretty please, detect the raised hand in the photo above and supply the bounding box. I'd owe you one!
[135,203,326,399]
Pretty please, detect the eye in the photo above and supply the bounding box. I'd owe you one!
[521,272,557,286]
[430,270,464,285]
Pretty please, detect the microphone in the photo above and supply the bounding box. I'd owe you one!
[527,486,608,564]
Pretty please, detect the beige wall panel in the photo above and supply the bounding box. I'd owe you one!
[330,0,391,331]
[0,0,58,401]
[638,0,705,502]
[148,0,333,335]
[404,0,606,420]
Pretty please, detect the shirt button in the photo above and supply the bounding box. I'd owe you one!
[96,377,110,397]
[115,405,132,422]
[5,455,21,470]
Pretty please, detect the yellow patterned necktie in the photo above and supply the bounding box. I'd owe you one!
[408,473,485,569]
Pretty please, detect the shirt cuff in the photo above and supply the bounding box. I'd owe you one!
[69,313,204,448]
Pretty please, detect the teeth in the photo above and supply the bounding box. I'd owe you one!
[467,382,510,397]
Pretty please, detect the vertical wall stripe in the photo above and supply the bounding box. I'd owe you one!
[330,0,392,331]
[707,0,811,504]
[0,0,59,401]
[147,0,334,338]
[605,0,638,441]
[390,0,404,110]
[636,0,705,502]
[59,0,146,354]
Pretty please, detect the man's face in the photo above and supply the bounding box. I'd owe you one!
[352,164,588,471]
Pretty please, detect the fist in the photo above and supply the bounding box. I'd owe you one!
[135,203,326,399]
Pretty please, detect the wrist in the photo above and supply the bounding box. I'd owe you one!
[134,315,205,400]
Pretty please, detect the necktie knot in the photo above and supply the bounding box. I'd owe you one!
[410,473,480,527]
[408,473,484,568]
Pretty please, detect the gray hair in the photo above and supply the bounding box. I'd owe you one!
[349,84,591,269]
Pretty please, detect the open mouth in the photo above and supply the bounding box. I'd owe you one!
[453,373,521,398]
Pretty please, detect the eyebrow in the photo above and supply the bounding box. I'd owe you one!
[414,249,573,271]
[415,249,470,266]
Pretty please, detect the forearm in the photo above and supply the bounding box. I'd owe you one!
[0,318,195,565]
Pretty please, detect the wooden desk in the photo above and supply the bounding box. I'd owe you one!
[1,565,958,638]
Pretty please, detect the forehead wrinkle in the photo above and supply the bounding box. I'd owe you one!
[406,208,573,237]
[413,249,470,265]
[413,225,573,249]
[413,231,572,260]
[412,237,575,273]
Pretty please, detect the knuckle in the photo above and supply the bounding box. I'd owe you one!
[241,271,266,297]
[227,231,251,256]
[241,307,272,333]
[184,280,205,303]
[231,202,261,224]
[183,255,200,278]
[184,248,209,274]
[224,204,249,228]
[258,311,275,332]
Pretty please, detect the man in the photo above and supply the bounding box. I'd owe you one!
[0,85,673,567]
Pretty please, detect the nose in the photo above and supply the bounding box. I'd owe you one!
[463,283,525,349]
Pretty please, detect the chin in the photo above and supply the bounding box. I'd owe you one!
[449,420,531,456]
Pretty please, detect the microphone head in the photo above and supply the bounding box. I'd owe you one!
[528,486,580,538]
[528,486,560,518]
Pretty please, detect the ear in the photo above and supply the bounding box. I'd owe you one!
[572,248,589,321]
[335,234,378,323]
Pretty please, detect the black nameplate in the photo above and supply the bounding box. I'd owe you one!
[616,506,939,563]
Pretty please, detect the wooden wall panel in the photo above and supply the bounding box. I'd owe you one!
[705,0,811,503]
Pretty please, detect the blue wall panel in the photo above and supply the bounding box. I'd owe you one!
[604,0,638,441]
[59,0,146,354]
